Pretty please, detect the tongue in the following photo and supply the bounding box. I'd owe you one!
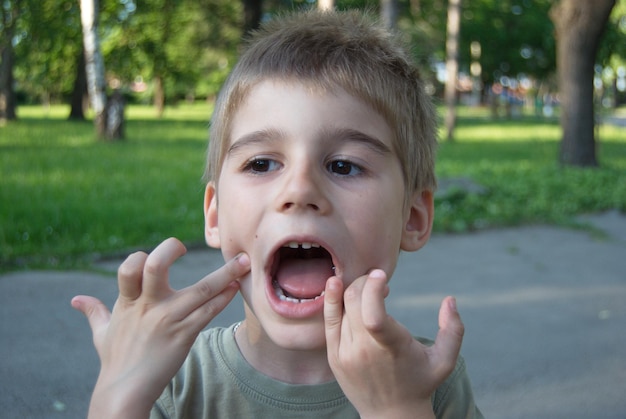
[275,258,333,299]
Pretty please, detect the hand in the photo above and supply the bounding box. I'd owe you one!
[323,270,464,419]
[71,238,250,418]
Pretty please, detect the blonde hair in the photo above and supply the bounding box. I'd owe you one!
[205,10,437,196]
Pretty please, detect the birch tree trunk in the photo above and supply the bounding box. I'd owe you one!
[80,0,108,138]
[380,0,398,30]
[318,0,334,11]
[550,0,615,167]
[444,0,461,142]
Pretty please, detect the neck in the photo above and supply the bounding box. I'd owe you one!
[234,320,335,384]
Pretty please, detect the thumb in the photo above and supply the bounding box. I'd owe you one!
[71,295,111,335]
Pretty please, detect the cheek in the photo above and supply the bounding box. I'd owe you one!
[347,197,404,270]
[216,196,262,264]
[215,208,245,260]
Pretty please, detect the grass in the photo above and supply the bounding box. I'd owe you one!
[434,112,626,231]
[1,103,625,271]
[1,103,213,270]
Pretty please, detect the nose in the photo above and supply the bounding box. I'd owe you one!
[275,162,331,214]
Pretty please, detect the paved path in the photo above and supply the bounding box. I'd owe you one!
[1,211,625,418]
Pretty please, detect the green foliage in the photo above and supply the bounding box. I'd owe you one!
[7,0,626,108]
[2,104,625,271]
[9,0,242,104]
[434,114,626,232]
[102,0,243,102]
[12,0,82,101]
[458,0,556,83]
[1,103,212,270]
[598,0,626,67]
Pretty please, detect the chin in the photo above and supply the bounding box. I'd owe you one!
[266,318,328,352]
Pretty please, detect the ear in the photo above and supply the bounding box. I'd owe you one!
[400,190,434,252]
[204,182,221,249]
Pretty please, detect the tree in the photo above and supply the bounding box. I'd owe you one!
[103,0,242,115]
[459,0,555,88]
[444,0,461,141]
[318,0,335,10]
[68,46,88,120]
[380,0,398,29]
[13,1,83,107]
[550,0,616,167]
[80,0,122,140]
[593,1,626,109]
[242,0,263,36]
[0,0,20,123]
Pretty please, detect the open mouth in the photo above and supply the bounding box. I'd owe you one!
[270,241,335,304]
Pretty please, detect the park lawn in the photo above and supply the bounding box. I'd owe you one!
[1,104,625,270]
[1,103,213,270]
[434,114,626,231]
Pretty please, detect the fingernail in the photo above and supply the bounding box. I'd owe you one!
[449,297,458,312]
[236,253,250,267]
[368,269,386,280]
[70,296,81,310]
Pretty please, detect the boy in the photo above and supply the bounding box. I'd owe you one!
[72,10,483,418]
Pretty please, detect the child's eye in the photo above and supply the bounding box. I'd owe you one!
[243,158,281,173]
[327,160,362,176]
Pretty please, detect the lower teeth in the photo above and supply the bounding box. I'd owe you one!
[273,282,324,303]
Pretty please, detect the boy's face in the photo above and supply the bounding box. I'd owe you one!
[205,79,432,351]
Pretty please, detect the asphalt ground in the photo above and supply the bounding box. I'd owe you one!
[1,210,625,418]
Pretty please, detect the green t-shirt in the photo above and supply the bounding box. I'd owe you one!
[151,324,483,418]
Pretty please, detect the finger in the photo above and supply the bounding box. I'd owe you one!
[431,297,465,377]
[361,270,407,348]
[323,276,345,352]
[182,281,241,337]
[360,269,389,330]
[117,251,148,301]
[71,295,111,335]
[341,273,367,332]
[141,238,187,301]
[169,252,251,320]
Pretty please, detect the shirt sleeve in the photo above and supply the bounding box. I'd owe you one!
[149,398,171,419]
[432,355,484,419]
[149,383,176,419]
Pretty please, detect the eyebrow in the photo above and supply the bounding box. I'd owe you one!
[227,128,286,155]
[322,127,392,155]
[227,127,392,155]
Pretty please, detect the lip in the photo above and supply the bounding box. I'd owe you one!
[264,235,339,319]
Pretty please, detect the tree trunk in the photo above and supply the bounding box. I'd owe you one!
[242,0,263,37]
[380,0,398,30]
[154,75,165,118]
[150,0,174,118]
[81,0,122,140]
[409,0,421,16]
[318,0,334,10]
[0,40,17,123]
[0,1,19,123]
[105,90,125,139]
[550,0,615,167]
[444,0,461,142]
[68,47,88,120]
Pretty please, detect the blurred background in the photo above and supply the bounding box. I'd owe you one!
[2,0,624,271]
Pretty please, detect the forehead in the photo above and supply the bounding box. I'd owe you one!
[228,79,394,150]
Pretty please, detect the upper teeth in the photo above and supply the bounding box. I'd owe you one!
[284,242,320,249]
